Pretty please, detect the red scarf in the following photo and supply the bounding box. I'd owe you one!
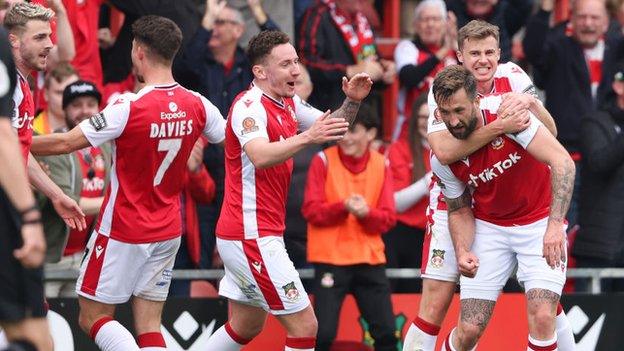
[322,0,376,62]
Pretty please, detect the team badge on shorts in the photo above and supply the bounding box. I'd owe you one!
[491,136,504,150]
[282,282,300,301]
[430,249,445,268]
[321,272,334,288]
[241,117,259,135]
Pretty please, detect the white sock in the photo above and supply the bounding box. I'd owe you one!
[92,318,141,351]
[403,317,439,351]
[137,332,166,350]
[285,336,316,350]
[441,328,458,351]
[555,306,575,351]
[528,333,557,351]
[0,329,8,348]
[205,323,249,351]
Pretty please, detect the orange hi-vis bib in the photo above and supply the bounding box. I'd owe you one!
[307,146,387,265]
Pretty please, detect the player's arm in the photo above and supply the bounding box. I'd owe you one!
[47,0,76,66]
[431,155,479,277]
[497,91,558,137]
[245,111,348,169]
[328,73,373,125]
[27,152,86,230]
[31,126,91,155]
[523,126,575,269]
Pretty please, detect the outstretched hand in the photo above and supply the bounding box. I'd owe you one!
[342,73,373,101]
[52,194,86,231]
[304,110,349,144]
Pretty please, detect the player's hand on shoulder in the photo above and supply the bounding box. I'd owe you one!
[457,250,479,278]
[495,108,530,134]
[304,110,349,144]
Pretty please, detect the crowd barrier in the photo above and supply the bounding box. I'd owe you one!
[46,293,623,350]
[44,268,624,350]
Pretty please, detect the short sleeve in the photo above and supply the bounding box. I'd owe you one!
[230,100,269,147]
[427,88,447,134]
[506,62,538,98]
[200,95,226,143]
[394,39,418,72]
[431,155,466,199]
[507,113,543,149]
[79,97,131,147]
[294,94,323,131]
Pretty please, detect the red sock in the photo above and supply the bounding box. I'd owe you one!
[413,316,441,336]
[285,336,316,350]
[137,332,166,348]
[225,322,252,345]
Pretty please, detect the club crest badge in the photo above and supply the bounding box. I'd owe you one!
[430,249,445,268]
[282,281,300,301]
[491,136,504,150]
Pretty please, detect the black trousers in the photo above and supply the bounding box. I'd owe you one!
[313,263,397,351]
[383,221,425,293]
[0,195,45,322]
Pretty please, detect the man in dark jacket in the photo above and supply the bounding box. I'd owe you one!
[523,0,624,228]
[574,67,624,292]
[447,0,532,62]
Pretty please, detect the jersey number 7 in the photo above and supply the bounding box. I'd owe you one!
[154,138,182,186]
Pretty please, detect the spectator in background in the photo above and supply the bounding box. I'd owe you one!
[285,64,319,269]
[384,94,432,293]
[32,62,79,135]
[169,138,216,297]
[393,0,458,141]
[36,80,111,298]
[523,0,624,228]
[298,0,395,112]
[573,67,624,292]
[447,0,532,62]
[178,0,279,270]
[303,105,397,351]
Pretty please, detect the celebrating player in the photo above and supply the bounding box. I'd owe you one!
[205,30,372,351]
[30,16,226,351]
[431,65,574,351]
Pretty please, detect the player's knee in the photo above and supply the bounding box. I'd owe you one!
[528,307,556,335]
[456,322,483,347]
[287,312,318,338]
[77,310,102,335]
[230,317,266,340]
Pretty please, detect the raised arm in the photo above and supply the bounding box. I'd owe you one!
[47,0,76,65]
[525,127,575,269]
[328,73,373,125]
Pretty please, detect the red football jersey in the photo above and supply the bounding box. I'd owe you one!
[432,95,551,226]
[216,84,322,240]
[11,72,34,163]
[79,83,225,243]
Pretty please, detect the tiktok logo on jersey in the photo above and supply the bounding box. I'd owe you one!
[468,152,522,187]
[14,112,32,129]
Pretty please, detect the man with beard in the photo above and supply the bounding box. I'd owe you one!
[431,65,574,351]
[30,16,226,351]
[36,80,112,298]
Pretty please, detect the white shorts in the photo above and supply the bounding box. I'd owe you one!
[76,232,181,304]
[217,236,310,315]
[460,217,567,301]
[421,212,459,283]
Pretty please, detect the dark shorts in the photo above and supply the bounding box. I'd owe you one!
[0,196,46,322]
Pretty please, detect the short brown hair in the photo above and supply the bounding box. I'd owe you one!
[247,30,290,66]
[432,65,477,105]
[45,62,77,89]
[131,15,182,63]
[457,20,500,51]
[4,2,54,34]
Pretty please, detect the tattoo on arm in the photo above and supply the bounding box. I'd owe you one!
[330,98,360,125]
[445,189,471,213]
[460,298,495,330]
[549,160,575,222]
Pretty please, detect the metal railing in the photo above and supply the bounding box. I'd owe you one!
[44,268,624,294]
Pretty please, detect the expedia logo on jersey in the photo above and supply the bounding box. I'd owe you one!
[468,152,522,187]
[160,102,187,121]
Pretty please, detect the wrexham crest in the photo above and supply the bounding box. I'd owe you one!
[430,249,445,268]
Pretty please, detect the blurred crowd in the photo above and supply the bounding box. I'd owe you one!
[4,0,624,304]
